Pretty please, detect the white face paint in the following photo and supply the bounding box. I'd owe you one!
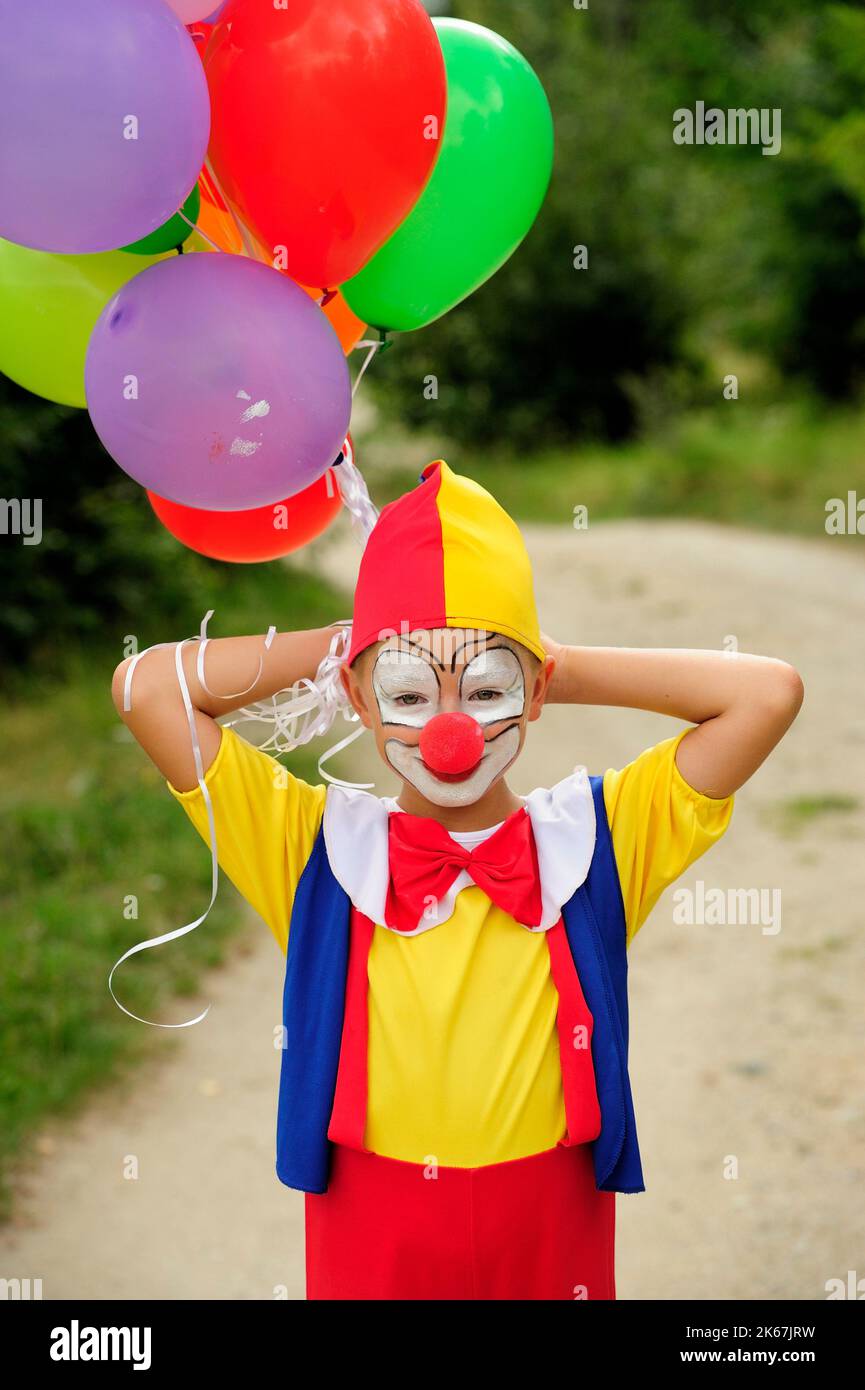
[459,648,525,725]
[372,648,439,729]
[370,636,527,807]
[385,725,522,807]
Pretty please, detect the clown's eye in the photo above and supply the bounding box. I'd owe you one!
[394,692,426,706]
[469,689,500,702]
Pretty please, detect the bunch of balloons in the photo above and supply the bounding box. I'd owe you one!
[0,0,553,563]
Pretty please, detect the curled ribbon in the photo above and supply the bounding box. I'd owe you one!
[110,434,381,1025]
[226,621,373,789]
[333,434,379,543]
[110,633,218,1029]
[110,616,369,1028]
[351,339,382,399]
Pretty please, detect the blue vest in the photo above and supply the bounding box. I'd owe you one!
[275,776,645,1195]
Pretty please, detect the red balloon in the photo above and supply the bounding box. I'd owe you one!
[149,462,343,563]
[205,0,447,287]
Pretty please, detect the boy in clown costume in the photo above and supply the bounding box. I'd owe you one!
[114,461,803,1300]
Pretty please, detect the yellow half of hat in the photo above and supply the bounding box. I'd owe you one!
[435,462,544,660]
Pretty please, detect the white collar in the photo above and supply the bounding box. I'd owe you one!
[380,798,505,847]
[322,769,596,936]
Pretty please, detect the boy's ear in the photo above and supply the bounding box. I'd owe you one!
[340,662,374,729]
[527,655,555,722]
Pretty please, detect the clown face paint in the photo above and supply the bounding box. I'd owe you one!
[370,636,527,807]
[385,724,522,807]
[459,647,526,724]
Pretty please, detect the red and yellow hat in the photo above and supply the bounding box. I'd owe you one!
[347,460,544,664]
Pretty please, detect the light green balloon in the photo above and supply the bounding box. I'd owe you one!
[342,18,553,332]
[0,239,170,406]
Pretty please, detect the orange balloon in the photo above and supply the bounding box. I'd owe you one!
[324,290,367,354]
[297,283,367,354]
[197,198,241,254]
[196,168,239,251]
[199,164,227,211]
[195,167,273,260]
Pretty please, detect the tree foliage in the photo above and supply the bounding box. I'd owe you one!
[371,0,865,443]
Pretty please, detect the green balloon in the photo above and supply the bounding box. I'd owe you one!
[0,239,169,407]
[342,19,553,332]
[121,185,202,256]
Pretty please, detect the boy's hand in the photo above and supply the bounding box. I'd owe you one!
[540,631,565,667]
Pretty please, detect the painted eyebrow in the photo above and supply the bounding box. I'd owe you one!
[372,647,442,692]
[457,645,523,696]
[396,637,447,672]
[447,632,495,672]
[393,632,498,671]
[377,633,516,678]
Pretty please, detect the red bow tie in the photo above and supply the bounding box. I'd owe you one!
[385,806,543,934]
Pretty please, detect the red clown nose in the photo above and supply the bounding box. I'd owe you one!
[419,713,485,777]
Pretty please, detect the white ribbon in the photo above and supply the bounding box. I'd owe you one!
[111,427,386,1024]
[334,435,379,544]
[110,617,372,1026]
[196,609,277,700]
[226,622,374,789]
[176,206,222,254]
[351,338,383,398]
[110,635,217,1028]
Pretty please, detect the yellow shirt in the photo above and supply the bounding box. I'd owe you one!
[170,727,732,1166]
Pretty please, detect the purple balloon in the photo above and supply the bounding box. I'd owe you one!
[85,253,352,511]
[0,0,210,253]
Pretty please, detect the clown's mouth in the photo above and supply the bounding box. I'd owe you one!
[421,761,484,784]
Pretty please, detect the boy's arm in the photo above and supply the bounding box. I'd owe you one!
[112,627,341,792]
[540,640,804,799]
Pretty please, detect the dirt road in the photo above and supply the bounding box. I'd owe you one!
[3,518,863,1299]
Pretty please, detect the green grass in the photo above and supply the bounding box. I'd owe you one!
[360,395,865,539]
[765,792,861,837]
[0,565,347,1218]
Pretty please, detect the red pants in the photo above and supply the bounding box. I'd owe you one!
[305,1142,616,1301]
